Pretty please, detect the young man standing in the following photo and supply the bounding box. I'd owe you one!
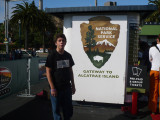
[45,34,76,120]
[148,34,160,114]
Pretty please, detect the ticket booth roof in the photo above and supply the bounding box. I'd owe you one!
[45,5,157,19]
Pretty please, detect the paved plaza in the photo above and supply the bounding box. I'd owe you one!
[0,80,157,120]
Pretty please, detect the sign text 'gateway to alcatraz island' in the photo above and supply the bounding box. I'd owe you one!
[80,16,120,68]
[78,70,119,78]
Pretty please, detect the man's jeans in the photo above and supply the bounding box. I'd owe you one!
[50,87,73,120]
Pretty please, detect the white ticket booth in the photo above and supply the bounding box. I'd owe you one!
[46,5,157,104]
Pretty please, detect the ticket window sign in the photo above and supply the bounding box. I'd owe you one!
[126,65,147,93]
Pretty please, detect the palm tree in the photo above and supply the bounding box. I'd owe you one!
[145,0,160,22]
[11,1,39,49]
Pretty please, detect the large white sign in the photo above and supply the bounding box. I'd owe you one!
[64,15,128,104]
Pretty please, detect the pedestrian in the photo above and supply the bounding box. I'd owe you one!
[148,34,160,114]
[11,49,16,60]
[138,41,151,102]
[139,41,151,71]
[32,48,36,57]
[45,33,76,120]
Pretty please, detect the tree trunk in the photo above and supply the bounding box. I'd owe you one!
[25,28,28,50]
[42,30,46,53]
[42,33,45,53]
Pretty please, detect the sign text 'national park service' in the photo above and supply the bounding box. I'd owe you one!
[80,16,120,68]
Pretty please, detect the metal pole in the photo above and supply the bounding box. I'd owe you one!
[7,0,9,39]
[39,0,43,10]
[17,58,35,97]
[6,0,9,53]
[95,0,97,6]
[4,0,9,53]
[18,20,21,49]
[28,58,31,95]
[5,0,7,40]
[4,0,8,53]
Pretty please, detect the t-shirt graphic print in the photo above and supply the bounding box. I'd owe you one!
[57,60,69,68]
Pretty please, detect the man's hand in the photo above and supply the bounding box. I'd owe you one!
[72,84,76,95]
[51,89,57,97]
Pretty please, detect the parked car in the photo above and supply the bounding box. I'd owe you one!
[36,49,48,53]
[21,50,32,58]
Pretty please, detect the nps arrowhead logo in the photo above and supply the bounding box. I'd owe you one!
[80,16,120,68]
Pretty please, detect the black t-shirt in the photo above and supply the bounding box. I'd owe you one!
[45,50,74,90]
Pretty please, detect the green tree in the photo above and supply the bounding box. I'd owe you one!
[145,0,160,22]
[11,1,39,49]
[10,1,57,51]
[85,25,96,53]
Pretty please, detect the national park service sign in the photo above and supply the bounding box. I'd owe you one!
[80,16,120,68]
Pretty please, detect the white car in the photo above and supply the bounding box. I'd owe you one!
[36,49,48,53]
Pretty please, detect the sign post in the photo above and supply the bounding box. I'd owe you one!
[131,92,138,115]
[17,58,35,97]
[126,65,147,115]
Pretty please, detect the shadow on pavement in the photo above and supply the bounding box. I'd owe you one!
[0,97,53,120]
[0,95,152,120]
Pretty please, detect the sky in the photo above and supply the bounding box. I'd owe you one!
[0,0,149,23]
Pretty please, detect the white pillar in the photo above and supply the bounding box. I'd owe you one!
[39,0,43,10]
[95,0,97,6]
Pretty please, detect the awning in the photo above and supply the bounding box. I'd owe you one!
[139,25,160,36]
[45,5,157,20]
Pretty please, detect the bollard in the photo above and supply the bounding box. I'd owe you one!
[131,92,138,115]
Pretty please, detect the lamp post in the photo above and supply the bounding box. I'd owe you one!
[18,19,21,49]
[4,0,22,53]
[4,0,9,53]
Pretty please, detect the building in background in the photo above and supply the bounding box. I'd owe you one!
[104,1,117,6]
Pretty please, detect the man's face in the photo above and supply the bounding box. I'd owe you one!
[55,37,66,50]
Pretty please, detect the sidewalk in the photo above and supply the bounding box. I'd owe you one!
[0,80,49,118]
[0,80,154,120]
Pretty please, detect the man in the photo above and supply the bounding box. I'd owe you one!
[45,33,76,120]
[148,34,160,114]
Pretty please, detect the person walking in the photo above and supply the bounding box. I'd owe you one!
[45,33,76,120]
[148,34,160,114]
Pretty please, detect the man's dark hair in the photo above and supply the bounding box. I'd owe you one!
[54,33,66,43]
[151,41,157,47]
[158,34,160,40]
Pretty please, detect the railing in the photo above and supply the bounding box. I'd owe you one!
[0,57,47,99]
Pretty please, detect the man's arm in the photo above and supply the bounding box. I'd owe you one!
[70,67,76,95]
[46,67,57,96]
[149,48,153,62]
